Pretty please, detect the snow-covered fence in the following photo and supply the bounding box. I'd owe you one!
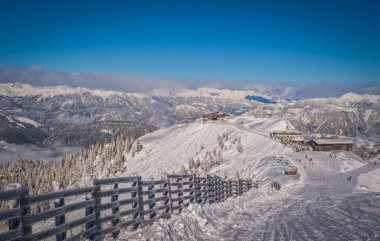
[0,174,257,241]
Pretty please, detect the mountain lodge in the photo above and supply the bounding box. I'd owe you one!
[307,139,353,152]
[202,112,231,123]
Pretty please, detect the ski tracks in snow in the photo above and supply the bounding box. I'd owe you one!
[121,191,380,241]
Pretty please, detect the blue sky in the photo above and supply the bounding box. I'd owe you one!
[0,0,379,86]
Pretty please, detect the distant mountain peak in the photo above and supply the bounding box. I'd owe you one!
[0,82,146,99]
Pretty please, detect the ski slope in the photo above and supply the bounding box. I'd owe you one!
[119,117,380,240]
[122,118,293,182]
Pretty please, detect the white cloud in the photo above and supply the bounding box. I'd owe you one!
[0,66,379,99]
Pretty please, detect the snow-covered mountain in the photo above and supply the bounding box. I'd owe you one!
[0,83,267,126]
[1,83,379,137]
[245,93,380,137]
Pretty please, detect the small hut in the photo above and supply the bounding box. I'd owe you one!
[202,112,231,123]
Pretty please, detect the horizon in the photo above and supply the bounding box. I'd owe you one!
[0,66,380,99]
[0,1,380,97]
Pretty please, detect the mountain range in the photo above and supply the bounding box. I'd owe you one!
[0,83,379,146]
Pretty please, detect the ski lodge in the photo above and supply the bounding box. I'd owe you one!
[202,112,231,123]
[307,139,353,152]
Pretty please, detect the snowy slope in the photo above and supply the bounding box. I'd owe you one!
[119,118,380,240]
[121,118,294,183]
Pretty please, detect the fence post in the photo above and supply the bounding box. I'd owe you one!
[238,179,242,195]
[19,186,31,238]
[233,180,236,196]
[131,177,140,230]
[54,196,65,241]
[162,180,171,218]
[226,180,230,198]
[177,177,183,213]
[227,180,231,197]
[167,176,173,214]
[220,178,224,201]
[135,177,144,229]
[91,179,101,240]
[207,175,213,203]
[6,185,28,236]
[147,180,156,221]
[227,180,230,198]
[204,178,208,203]
[221,180,225,201]
[192,175,198,203]
[215,177,218,201]
[215,177,220,202]
[85,197,95,240]
[211,176,215,203]
[111,182,120,238]
[206,176,210,203]
[6,185,22,231]
[188,175,194,203]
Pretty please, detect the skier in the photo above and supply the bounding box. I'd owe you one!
[347,176,352,181]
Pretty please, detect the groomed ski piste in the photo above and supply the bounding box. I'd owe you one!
[118,117,380,240]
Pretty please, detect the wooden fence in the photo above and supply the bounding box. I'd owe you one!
[0,174,257,241]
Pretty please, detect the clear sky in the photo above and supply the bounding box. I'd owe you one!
[0,0,379,84]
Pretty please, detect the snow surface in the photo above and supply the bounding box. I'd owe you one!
[122,118,292,180]
[13,116,41,128]
[118,117,380,240]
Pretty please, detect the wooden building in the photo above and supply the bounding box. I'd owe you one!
[307,139,353,152]
[289,136,306,145]
[202,112,231,123]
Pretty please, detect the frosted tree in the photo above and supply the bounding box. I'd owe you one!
[180,165,188,174]
[195,158,201,169]
[200,143,204,151]
[236,136,243,153]
[235,171,240,180]
[218,135,225,150]
[188,157,195,170]
[223,170,228,180]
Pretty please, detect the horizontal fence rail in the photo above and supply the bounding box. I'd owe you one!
[0,174,258,241]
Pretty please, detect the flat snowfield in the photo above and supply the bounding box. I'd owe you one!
[119,118,380,240]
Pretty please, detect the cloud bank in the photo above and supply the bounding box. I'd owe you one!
[0,66,379,99]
